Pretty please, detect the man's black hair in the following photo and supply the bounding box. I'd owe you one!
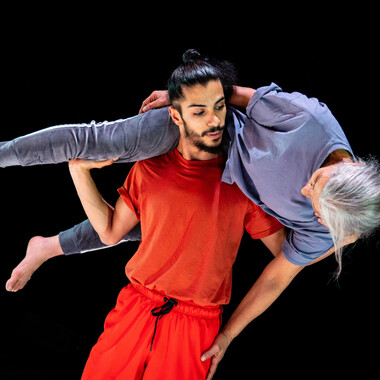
[167,49,238,110]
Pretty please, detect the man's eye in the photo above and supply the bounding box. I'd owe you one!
[194,111,205,116]
[215,104,225,111]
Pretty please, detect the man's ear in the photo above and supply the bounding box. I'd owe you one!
[169,106,182,127]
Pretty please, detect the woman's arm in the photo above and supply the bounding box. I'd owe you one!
[229,86,256,109]
[68,158,139,246]
[138,86,256,114]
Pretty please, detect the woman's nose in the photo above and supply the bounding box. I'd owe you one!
[301,183,312,197]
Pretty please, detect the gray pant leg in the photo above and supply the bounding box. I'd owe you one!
[59,219,141,255]
[0,108,179,167]
[1,107,179,255]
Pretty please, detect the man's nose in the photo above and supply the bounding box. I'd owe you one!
[208,112,220,127]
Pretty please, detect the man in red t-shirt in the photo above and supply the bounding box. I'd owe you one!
[68,54,285,379]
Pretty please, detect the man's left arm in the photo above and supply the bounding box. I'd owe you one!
[202,224,358,380]
[201,227,339,380]
[201,246,303,379]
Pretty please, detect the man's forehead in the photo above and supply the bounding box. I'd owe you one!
[181,81,224,106]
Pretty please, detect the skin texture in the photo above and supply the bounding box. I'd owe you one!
[67,81,294,379]
[301,150,353,225]
[5,82,354,380]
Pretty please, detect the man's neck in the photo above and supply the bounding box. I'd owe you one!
[176,140,222,161]
[321,149,353,167]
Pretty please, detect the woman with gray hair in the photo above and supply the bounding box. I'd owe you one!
[2,49,379,377]
[302,156,380,276]
[4,80,380,293]
[138,83,380,283]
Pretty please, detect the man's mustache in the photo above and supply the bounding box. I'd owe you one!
[201,126,225,137]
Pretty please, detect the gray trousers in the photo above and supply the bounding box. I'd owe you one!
[0,107,179,254]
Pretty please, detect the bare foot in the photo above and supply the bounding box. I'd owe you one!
[6,235,63,292]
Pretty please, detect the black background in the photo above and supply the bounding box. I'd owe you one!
[1,7,379,380]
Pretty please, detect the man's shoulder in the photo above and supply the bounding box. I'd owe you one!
[136,151,173,170]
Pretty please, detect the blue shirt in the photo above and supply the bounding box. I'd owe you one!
[223,83,355,265]
[2,82,354,263]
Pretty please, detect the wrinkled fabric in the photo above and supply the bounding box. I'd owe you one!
[117,149,282,306]
[223,84,355,264]
[1,84,355,264]
[81,283,221,380]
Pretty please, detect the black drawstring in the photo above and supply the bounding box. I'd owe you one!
[150,297,178,351]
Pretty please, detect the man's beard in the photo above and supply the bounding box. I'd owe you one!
[183,119,225,154]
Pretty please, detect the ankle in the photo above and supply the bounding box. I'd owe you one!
[29,235,64,261]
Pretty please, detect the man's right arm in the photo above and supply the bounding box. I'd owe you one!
[68,158,139,246]
[1,107,178,257]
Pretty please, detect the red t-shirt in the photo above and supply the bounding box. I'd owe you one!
[118,149,282,306]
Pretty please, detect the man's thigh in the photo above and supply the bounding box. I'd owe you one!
[81,284,221,380]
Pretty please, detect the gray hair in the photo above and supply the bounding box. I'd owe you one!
[319,156,380,278]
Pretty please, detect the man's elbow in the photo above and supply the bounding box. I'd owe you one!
[99,232,122,246]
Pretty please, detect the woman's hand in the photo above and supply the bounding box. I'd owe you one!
[138,90,170,113]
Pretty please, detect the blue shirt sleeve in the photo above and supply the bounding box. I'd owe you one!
[283,229,334,265]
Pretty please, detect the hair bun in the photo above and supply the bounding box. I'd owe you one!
[182,49,202,63]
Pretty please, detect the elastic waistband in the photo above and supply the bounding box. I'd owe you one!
[130,283,222,319]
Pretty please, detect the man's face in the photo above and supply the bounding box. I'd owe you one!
[171,80,226,154]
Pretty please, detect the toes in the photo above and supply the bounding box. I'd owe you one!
[5,278,17,292]
[5,281,14,292]
[6,265,31,292]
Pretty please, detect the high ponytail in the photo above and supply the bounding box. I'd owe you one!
[182,49,202,63]
[168,49,237,109]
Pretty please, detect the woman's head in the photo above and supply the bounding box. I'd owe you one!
[303,157,380,276]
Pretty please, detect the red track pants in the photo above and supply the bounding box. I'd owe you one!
[81,283,222,379]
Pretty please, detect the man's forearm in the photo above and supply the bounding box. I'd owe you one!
[223,253,303,341]
[224,243,345,340]
[69,163,113,242]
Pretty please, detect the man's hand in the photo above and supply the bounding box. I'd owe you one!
[68,158,118,171]
[201,331,232,380]
[138,90,170,113]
